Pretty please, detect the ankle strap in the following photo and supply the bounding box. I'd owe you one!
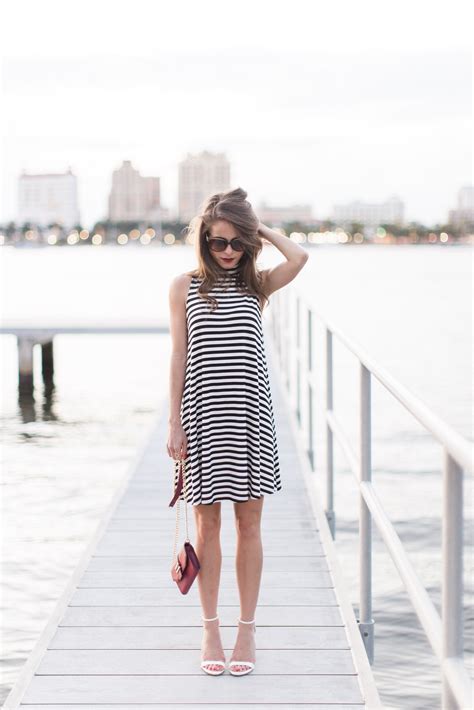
[202,615,219,621]
[238,618,255,624]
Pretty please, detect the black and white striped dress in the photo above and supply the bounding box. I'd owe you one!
[175,265,282,505]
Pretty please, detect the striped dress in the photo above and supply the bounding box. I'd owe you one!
[174,265,282,505]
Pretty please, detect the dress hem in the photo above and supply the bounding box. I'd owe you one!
[179,487,283,506]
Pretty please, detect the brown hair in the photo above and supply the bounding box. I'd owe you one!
[183,187,269,312]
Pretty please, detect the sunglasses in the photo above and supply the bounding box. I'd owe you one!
[205,234,245,252]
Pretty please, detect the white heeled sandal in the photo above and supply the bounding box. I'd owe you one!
[200,615,226,675]
[228,618,256,676]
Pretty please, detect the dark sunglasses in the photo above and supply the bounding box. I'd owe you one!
[205,234,245,252]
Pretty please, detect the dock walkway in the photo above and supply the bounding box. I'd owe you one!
[4,343,380,708]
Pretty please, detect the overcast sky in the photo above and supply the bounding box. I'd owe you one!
[1,0,472,226]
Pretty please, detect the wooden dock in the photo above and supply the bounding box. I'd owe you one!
[4,340,381,708]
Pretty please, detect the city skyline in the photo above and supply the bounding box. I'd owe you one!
[12,161,474,231]
[1,0,471,227]
[5,144,471,229]
[13,160,472,231]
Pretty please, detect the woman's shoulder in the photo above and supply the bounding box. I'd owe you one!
[169,271,197,301]
[172,269,198,283]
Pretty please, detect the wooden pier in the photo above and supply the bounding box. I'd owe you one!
[4,341,381,708]
[0,322,169,394]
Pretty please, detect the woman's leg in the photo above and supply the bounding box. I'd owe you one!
[193,501,225,670]
[230,496,264,670]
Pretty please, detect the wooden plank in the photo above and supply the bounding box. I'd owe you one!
[85,555,329,571]
[21,705,364,709]
[69,587,338,606]
[113,501,313,516]
[107,520,319,533]
[78,569,334,588]
[93,534,325,557]
[21,675,364,704]
[48,625,351,650]
[106,518,319,531]
[36,648,356,675]
[112,507,317,519]
[59,605,345,627]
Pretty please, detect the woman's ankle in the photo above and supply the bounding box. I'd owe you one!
[202,617,219,627]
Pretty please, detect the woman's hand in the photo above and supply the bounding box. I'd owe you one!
[167,422,188,461]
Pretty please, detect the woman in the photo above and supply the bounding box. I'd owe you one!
[167,187,308,676]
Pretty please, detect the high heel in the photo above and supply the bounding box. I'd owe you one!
[200,615,226,675]
[228,618,256,676]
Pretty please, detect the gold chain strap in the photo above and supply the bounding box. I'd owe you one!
[172,458,190,561]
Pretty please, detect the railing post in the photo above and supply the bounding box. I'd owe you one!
[441,451,464,710]
[40,338,55,385]
[295,294,301,426]
[307,306,315,470]
[274,289,281,364]
[359,362,374,663]
[325,328,335,537]
[284,289,290,394]
[17,336,35,394]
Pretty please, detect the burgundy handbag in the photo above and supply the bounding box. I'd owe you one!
[168,458,200,594]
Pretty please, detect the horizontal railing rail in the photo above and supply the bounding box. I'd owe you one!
[267,285,473,710]
[0,322,169,335]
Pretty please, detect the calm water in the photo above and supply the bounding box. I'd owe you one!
[0,244,472,709]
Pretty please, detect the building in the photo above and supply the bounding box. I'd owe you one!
[257,201,314,226]
[448,186,474,228]
[108,160,161,222]
[332,195,404,227]
[18,168,80,228]
[160,206,173,222]
[178,150,230,222]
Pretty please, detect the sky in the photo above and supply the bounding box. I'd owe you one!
[0,0,472,227]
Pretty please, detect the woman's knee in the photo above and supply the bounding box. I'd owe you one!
[235,515,261,538]
[194,505,221,538]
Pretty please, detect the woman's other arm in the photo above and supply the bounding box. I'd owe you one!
[167,274,190,459]
[257,221,309,296]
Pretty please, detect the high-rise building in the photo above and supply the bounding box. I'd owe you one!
[108,160,161,222]
[18,168,80,228]
[448,186,474,228]
[332,195,404,227]
[178,150,230,222]
[257,201,314,226]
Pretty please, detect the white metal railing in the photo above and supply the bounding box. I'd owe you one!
[267,285,473,710]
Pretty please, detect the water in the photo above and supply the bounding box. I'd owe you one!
[0,243,472,708]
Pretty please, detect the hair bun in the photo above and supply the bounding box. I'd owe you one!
[227,187,248,202]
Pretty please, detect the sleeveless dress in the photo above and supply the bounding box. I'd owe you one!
[174,265,282,505]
